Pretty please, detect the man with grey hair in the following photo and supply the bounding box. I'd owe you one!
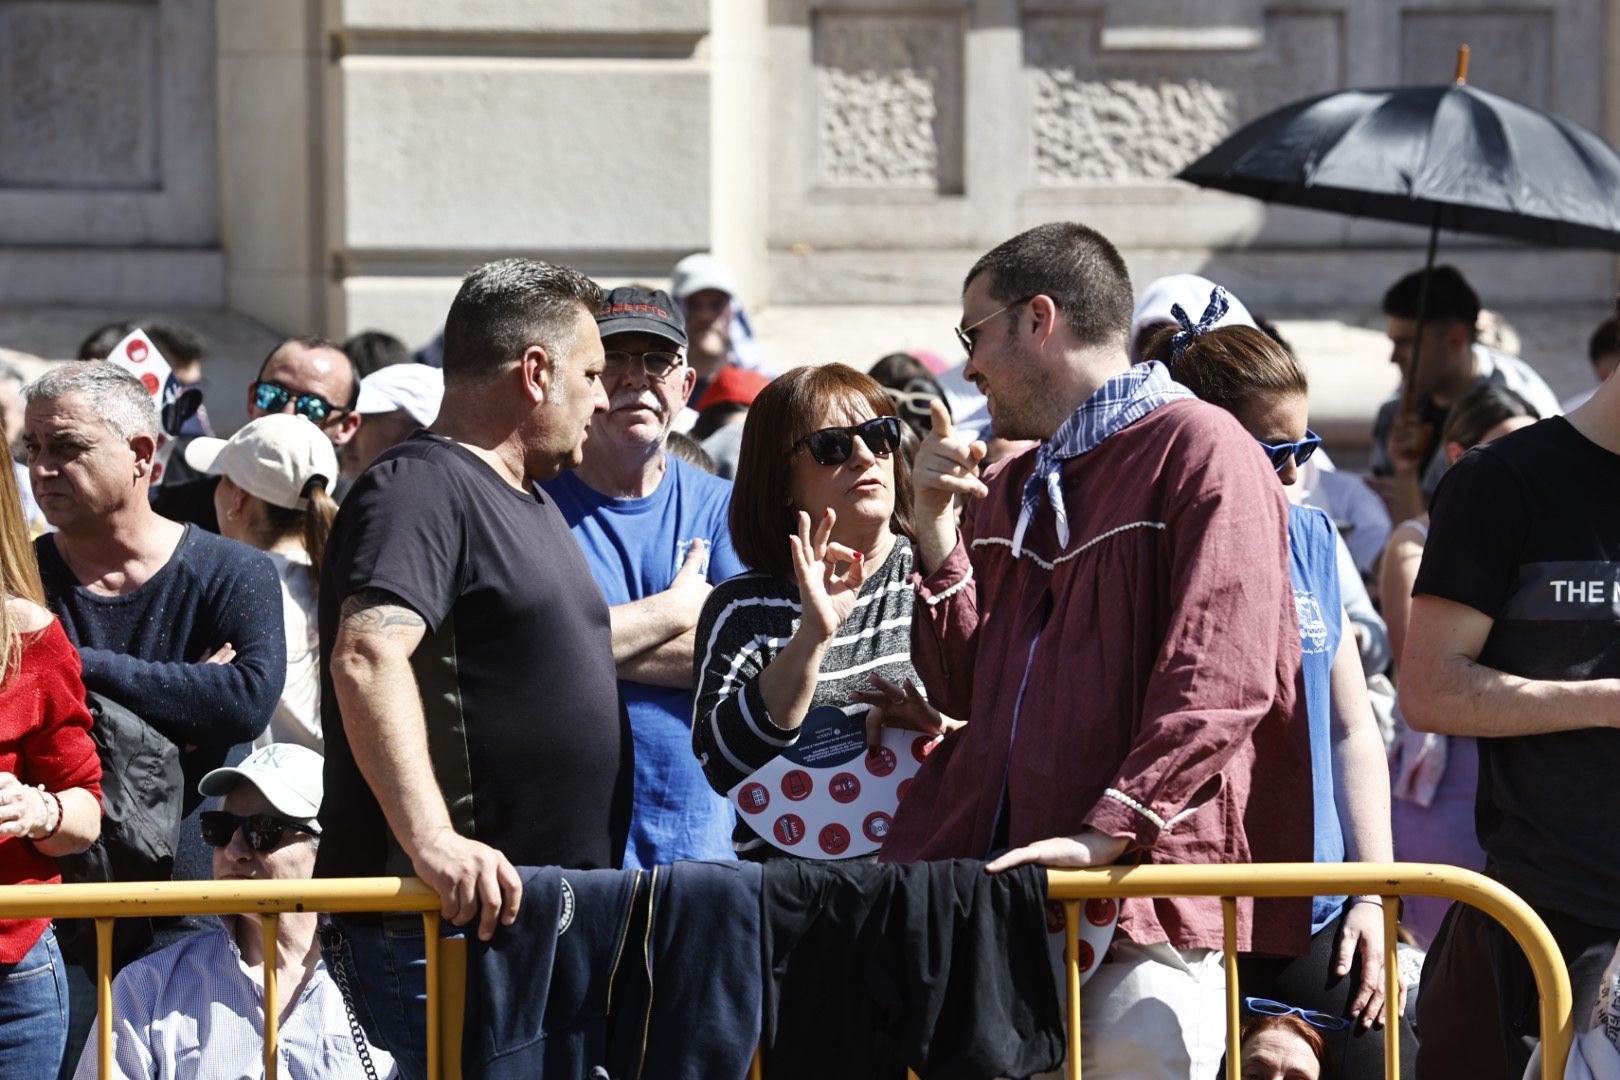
[317,259,630,1080]
[540,286,744,868]
[22,362,284,918]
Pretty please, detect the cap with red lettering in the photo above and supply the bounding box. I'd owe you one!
[596,287,687,348]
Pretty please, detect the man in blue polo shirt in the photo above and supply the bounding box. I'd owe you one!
[543,286,744,867]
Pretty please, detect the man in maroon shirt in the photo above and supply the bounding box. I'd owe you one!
[882,222,1312,1078]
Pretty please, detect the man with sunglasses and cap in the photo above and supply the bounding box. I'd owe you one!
[73,742,396,1080]
[541,286,745,868]
[154,337,362,531]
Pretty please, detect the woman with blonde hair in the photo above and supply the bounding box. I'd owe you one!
[0,437,102,1075]
[184,414,339,752]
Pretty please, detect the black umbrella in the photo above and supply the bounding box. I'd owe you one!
[1177,46,1620,413]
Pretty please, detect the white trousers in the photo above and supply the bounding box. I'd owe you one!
[1031,940,1228,1080]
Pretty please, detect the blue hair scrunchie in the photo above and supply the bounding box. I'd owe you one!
[1168,286,1231,357]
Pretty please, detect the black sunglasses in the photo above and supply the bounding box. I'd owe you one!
[201,811,319,853]
[252,380,346,425]
[792,416,903,467]
[602,350,684,380]
[1256,430,1322,472]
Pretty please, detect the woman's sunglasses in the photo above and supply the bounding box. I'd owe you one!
[201,811,319,853]
[792,416,903,467]
[1243,996,1350,1032]
[1256,430,1322,472]
[252,380,346,425]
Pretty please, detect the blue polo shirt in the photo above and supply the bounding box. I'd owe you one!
[543,457,745,868]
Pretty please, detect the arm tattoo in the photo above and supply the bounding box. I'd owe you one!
[340,588,427,640]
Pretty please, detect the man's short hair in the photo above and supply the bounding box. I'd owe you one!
[143,320,206,367]
[962,222,1135,350]
[1588,315,1619,365]
[77,321,135,361]
[76,320,205,368]
[1381,265,1481,332]
[258,335,358,409]
[343,330,413,377]
[441,259,603,384]
[24,362,159,441]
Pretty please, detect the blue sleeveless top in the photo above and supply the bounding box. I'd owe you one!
[1288,505,1347,932]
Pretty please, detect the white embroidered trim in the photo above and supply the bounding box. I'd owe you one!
[1103,787,1166,830]
[971,520,1167,570]
[921,565,973,607]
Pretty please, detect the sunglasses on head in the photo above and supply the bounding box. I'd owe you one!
[1243,996,1350,1032]
[602,350,684,380]
[252,380,345,425]
[200,810,319,853]
[792,416,903,467]
[1256,430,1322,472]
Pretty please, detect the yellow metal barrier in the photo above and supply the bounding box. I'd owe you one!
[0,878,455,1080]
[1,864,1574,1080]
[1043,862,1574,1080]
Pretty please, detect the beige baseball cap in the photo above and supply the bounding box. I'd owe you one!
[184,414,339,511]
[199,743,323,825]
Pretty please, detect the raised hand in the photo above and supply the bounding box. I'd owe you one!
[788,508,869,643]
[913,400,988,570]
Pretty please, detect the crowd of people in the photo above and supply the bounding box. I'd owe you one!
[0,220,1613,1080]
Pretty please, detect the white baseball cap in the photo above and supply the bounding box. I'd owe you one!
[671,253,739,301]
[184,414,339,511]
[355,364,443,426]
[199,743,324,825]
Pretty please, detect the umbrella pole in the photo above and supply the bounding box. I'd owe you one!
[1397,210,1443,419]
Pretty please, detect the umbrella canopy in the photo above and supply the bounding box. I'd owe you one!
[1178,82,1620,251]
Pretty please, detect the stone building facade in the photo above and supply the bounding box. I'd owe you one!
[3,0,1618,431]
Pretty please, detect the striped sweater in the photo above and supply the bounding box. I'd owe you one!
[692,539,921,855]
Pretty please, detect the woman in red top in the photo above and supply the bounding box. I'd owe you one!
[0,440,101,1076]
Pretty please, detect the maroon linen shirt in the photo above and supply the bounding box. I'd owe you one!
[881,400,1312,957]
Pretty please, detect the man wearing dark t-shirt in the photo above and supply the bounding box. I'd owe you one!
[316,259,630,1080]
[1402,307,1620,1078]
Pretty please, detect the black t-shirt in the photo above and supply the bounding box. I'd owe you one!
[315,433,632,879]
[1414,417,1620,925]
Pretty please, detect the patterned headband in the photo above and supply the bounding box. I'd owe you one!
[1168,286,1231,357]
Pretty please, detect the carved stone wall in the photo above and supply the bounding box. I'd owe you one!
[1030,76,1234,185]
[1025,12,1341,187]
[813,12,964,192]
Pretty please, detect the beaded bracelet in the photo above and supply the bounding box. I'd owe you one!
[32,786,62,842]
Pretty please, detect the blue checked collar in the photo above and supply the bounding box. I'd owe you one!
[1011,361,1194,557]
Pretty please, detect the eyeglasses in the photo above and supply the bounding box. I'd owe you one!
[252,380,346,425]
[602,350,684,380]
[955,295,1038,358]
[1256,430,1322,472]
[884,387,943,430]
[792,416,903,466]
[1243,997,1350,1032]
[201,811,319,853]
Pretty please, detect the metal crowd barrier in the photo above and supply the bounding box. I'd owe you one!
[1041,862,1574,1080]
[0,877,459,1080]
[2,864,1573,1080]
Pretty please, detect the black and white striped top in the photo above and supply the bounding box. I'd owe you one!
[692,539,921,855]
